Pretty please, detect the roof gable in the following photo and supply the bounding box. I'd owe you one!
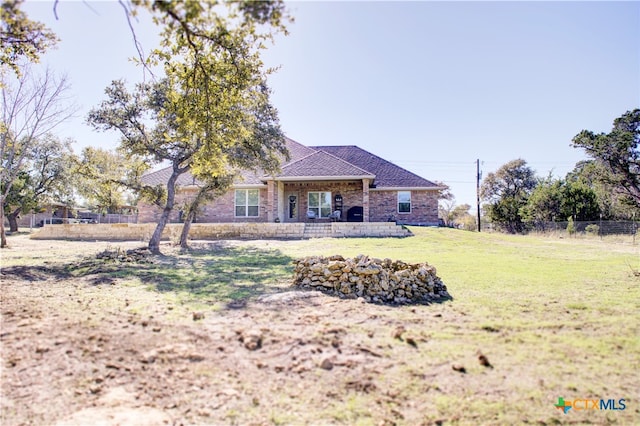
[312,145,438,188]
[279,150,375,179]
[283,137,317,164]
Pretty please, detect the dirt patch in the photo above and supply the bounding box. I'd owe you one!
[5,234,622,424]
[1,270,432,424]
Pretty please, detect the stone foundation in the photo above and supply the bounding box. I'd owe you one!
[29,222,410,241]
[293,254,450,304]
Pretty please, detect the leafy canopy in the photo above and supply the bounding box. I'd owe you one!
[0,0,58,77]
[481,159,536,233]
[88,1,289,253]
[572,109,640,209]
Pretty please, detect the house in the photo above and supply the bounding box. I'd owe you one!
[138,138,442,226]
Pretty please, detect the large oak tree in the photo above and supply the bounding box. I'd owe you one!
[572,109,640,210]
[89,1,289,254]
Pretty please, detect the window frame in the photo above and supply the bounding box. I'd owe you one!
[235,189,260,217]
[308,191,332,218]
[397,191,412,214]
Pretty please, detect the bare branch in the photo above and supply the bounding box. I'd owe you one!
[1,65,77,203]
[117,0,155,81]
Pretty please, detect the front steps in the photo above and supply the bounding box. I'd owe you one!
[303,223,333,239]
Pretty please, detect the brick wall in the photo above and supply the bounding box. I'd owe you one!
[137,187,270,224]
[136,183,439,225]
[369,190,439,225]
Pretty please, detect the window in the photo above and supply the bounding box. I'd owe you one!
[235,189,260,217]
[308,191,332,218]
[398,191,411,213]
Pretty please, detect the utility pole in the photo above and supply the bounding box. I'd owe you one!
[476,159,481,232]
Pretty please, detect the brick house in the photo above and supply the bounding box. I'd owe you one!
[138,138,442,225]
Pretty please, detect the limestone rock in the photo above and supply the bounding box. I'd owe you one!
[292,255,450,305]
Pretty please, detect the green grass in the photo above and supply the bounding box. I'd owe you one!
[3,227,639,424]
[239,228,639,423]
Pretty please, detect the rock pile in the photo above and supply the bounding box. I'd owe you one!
[95,247,153,263]
[293,254,450,304]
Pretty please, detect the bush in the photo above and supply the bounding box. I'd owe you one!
[567,217,576,236]
[585,224,600,236]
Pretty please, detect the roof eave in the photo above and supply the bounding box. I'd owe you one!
[273,175,376,182]
[232,183,267,189]
[370,186,445,191]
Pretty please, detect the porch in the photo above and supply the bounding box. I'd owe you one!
[267,178,373,224]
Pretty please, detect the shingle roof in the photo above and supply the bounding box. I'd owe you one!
[141,167,199,187]
[283,137,317,163]
[141,139,437,189]
[141,137,308,187]
[312,145,438,188]
[279,150,375,179]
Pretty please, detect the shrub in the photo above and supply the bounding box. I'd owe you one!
[567,217,576,236]
[585,224,600,236]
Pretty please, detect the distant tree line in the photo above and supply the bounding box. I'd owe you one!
[481,109,640,233]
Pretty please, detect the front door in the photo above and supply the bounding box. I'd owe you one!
[286,192,298,222]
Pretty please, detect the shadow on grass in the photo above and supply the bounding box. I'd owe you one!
[140,245,295,306]
[1,242,453,308]
[2,243,296,309]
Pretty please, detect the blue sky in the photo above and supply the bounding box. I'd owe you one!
[23,1,640,207]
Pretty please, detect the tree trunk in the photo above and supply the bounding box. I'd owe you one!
[148,166,181,255]
[178,182,219,249]
[0,203,7,248]
[7,207,21,232]
[179,208,196,249]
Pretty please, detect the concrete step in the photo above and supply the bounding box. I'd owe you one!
[303,223,333,238]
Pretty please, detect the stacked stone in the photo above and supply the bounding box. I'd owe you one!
[292,254,450,304]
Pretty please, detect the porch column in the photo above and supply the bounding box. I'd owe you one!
[362,178,370,222]
[267,180,275,222]
[277,181,284,222]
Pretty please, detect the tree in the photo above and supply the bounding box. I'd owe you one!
[572,109,640,209]
[560,179,600,221]
[178,82,287,249]
[1,0,58,77]
[1,65,75,247]
[74,147,148,214]
[176,174,234,249]
[568,160,639,220]
[88,2,289,254]
[438,197,472,229]
[520,174,600,227]
[481,159,536,233]
[520,176,563,225]
[2,134,74,231]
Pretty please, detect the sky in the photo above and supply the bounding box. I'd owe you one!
[22,1,640,208]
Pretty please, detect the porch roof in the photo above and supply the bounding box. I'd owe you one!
[277,150,375,180]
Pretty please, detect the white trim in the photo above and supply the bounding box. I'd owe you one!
[397,190,412,214]
[308,191,332,219]
[234,189,260,217]
[232,183,267,189]
[371,186,444,191]
[276,175,375,182]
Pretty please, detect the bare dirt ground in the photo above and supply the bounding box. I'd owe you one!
[4,233,634,425]
[0,236,481,426]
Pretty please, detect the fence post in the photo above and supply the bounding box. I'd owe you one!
[599,214,602,240]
